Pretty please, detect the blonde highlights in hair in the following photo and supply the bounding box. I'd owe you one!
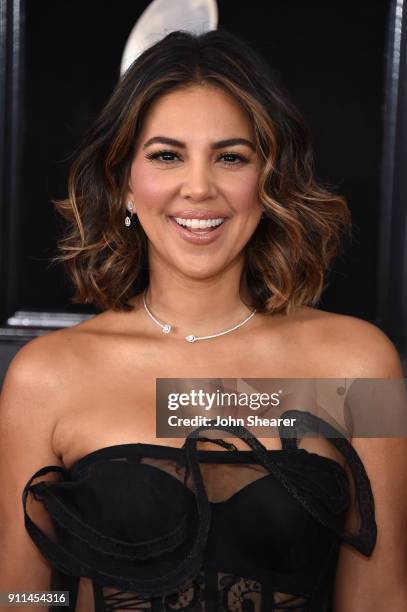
[53,29,351,314]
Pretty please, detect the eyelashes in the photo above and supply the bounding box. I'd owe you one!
[144,149,249,165]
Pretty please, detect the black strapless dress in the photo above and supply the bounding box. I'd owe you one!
[23,411,377,611]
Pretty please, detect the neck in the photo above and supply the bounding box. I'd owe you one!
[142,255,253,336]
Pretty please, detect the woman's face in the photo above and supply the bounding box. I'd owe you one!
[127,84,263,279]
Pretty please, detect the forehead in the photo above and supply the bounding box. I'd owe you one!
[139,84,254,139]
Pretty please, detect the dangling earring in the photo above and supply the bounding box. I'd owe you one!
[125,202,134,227]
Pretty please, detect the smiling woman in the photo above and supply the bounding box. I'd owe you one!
[126,85,263,274]
[53,29,350,316]
[0,28,407,612]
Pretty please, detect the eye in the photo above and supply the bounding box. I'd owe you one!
[217,152,248,165]
[145,150,181,163]
[144,150,249,165]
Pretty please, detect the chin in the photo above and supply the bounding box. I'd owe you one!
[172,259,227,280]
[179,266,223,280]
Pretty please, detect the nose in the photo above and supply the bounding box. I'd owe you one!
[179,159,218,202]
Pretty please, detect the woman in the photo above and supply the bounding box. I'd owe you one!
[0,29,406,612]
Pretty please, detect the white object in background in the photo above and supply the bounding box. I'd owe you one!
[120,0,218,75]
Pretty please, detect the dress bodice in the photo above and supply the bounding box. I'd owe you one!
[23,410,377,611]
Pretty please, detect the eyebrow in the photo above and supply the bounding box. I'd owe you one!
[142,136,256,151]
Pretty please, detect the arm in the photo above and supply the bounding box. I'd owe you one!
[333,325,407,611]
[0,336,64,611]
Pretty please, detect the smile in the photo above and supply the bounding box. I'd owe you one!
[168,216,228,244]
[174,217,225,230]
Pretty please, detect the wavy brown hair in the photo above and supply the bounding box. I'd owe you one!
[54,29,351,314]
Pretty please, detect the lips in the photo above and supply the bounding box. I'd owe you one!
[168,215,227,245]
[173,217,224,230]
[170,209,230,220]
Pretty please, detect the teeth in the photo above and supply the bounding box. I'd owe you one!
[174,217,225,229]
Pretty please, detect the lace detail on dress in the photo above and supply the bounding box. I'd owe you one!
[220,574,261,611]
[100,571,310,611]
[101,573,204,611]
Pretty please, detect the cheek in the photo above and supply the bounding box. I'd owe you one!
[130,165,174,211]
[224,172,260,212]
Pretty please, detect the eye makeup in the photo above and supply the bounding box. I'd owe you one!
[144,149,250,165]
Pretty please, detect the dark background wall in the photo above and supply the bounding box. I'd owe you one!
[2,0,403,380]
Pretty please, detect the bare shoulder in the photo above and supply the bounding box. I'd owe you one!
[0,332,67,427]
[292,306,403,378]
[0,324,96,435]
[0,308,139,475]
[0,333,67,474]
[2,299,145,399]
[3,323,90,385]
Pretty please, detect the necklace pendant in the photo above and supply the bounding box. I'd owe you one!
[143,292,257,344]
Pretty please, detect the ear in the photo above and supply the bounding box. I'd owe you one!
[124,177,135,211]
